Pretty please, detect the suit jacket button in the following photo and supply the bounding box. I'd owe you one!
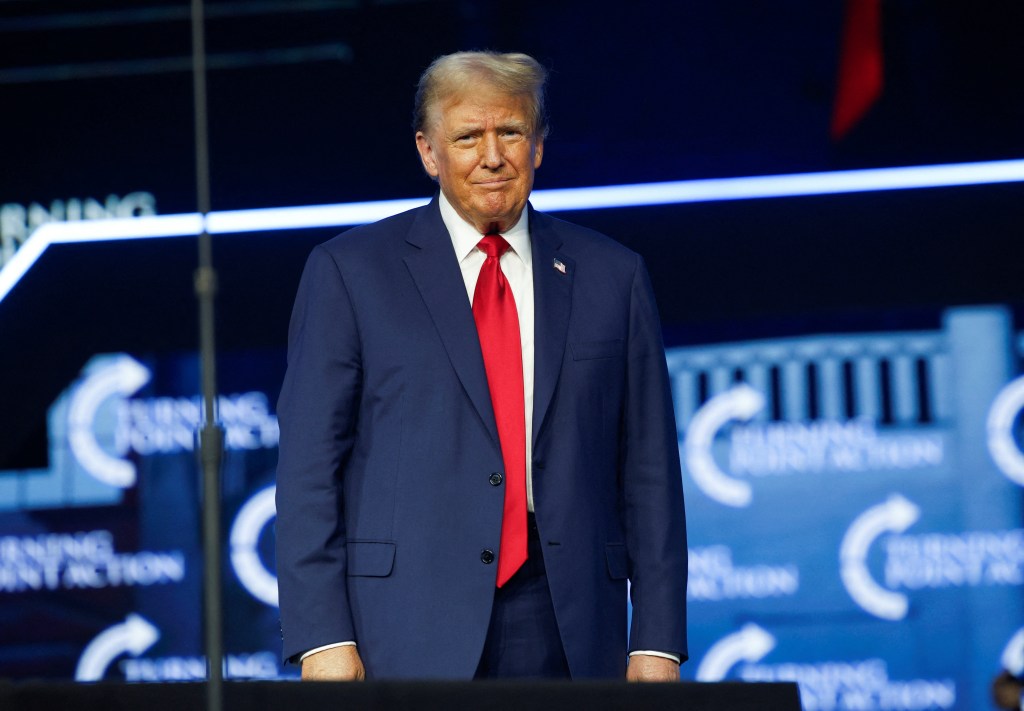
[488,472,503,486]
[480,549,495,564]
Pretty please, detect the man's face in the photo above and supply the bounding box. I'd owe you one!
[415,85,544,234]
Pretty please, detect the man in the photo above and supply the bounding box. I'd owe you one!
[276,50,687,681]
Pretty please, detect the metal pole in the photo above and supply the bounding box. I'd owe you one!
[190,1,224,710]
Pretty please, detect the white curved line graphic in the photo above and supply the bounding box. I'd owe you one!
[67,355,150,488]
[696,623,776,681]
[987,376,1024,486]
[230,485,279,607]
[840,494,920,620]
[75,614,160,681]
[1002,627,1024,677]
[684,384,765,508]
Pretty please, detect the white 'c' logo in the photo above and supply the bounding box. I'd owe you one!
[1002,626,1024,677]
[839,494,920,620]
[987,375,1024,486]
[75,614,160,681]
[696,623,776,681]
[67,355,151,488]
[684,384,765,508]
[230,485,278,607]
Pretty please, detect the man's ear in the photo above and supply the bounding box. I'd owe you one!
[534,136,544,169]
[415,132,439,177]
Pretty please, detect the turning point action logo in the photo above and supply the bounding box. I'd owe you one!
[696,623,776,681]
[67,355,150,488]
[683,384,765,507]
[987,374,1024,486]
[65,354,279,489]
[75,614,159,681]
[69,488,280,680]
[697,624,957,711]
[683,385,943,508]
[840,495,1024,620]
[230,485,278,607]
[840,495,920,620]
[64,356,282,606]
[74,614,279,681]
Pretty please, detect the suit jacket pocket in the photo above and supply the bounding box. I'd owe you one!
[605,542,629,580]
[570,339,624,361]
[347,541,396,577]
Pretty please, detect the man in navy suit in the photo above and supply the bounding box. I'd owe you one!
[276,51,687,681]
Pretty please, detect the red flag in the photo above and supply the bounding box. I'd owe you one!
[831,0,884,139]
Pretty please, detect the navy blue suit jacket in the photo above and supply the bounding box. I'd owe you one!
[275,196,687,679]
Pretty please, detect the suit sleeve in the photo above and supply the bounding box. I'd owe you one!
[622,254,689,662]
[276,244,362,663]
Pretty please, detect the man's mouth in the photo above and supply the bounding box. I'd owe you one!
[474,177,513,186]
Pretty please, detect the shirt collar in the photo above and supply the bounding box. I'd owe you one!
[438,190,532,266]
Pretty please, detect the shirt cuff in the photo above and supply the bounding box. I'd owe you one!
[299,641,357,662]
[629,650,681,664]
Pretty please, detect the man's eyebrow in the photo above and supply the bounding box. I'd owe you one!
[446,122,484,137]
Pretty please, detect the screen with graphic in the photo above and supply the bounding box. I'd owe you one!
[2,303,1022,711]
[0,350,286,681]
[2,2,1022,705]
[672,306,1024,711]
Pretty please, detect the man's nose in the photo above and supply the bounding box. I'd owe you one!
[479,133,504,169]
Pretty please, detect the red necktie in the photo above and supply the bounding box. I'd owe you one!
[473,234,527,587]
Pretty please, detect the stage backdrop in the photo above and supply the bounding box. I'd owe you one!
[1,305,1021,710]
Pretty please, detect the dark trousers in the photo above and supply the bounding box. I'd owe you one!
[474,514,571,679]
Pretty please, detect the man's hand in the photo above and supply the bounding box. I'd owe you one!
[301,645,366,681]
[626,654,680,682]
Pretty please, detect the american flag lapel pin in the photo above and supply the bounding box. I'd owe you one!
[553,258,567,275]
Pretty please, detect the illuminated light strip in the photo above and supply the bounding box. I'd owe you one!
[46,213,204,242]
[0,214,203,304]
[205,197,428,234]
[530,158,1024,211]
[3,158,1024,306]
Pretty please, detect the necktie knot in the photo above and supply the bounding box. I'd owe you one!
[478,234,510,259]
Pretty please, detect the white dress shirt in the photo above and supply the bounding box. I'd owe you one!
[439,190,537,513]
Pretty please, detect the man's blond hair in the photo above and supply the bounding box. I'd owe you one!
[413,51,549,139]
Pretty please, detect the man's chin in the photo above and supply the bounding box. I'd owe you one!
[466,200,526,232]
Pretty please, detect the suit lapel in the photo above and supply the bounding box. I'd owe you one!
[529,207,574,445]
[402,197,499,446]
